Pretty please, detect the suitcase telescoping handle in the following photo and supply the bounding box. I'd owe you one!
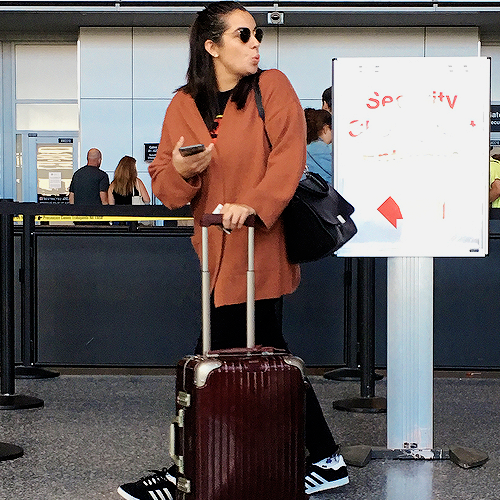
[200,213,256,355]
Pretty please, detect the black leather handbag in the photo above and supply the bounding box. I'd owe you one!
[253,74,357,263]
[282,171,357,264]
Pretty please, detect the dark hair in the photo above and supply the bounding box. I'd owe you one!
[322,87,332,110]
[304,108,331,144]
[180,1,260,129]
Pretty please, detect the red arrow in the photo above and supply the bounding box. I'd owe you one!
[378,197,403,228]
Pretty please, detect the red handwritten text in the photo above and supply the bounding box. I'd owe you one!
[432,91,457,109]
[367,92,403,109]
[349,120,370,137]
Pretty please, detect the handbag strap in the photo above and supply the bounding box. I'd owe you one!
[300,171,329,195]
[253,73,272,148]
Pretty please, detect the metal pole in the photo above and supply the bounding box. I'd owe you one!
[387,257,433,450]
[324,257,383,381]
[1,213,15,395]
[359,257,376,398]
[16,214,58,379]
[332,257,386,413]
[0,206,43,409]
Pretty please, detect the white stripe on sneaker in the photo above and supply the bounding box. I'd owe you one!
[305,474,321,487]
[311,472,326,484]
[305,464,350,495]
[145,487,173,500]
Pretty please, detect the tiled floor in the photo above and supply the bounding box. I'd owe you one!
[0,372,497,499]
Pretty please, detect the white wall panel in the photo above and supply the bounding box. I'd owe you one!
[133,28,189,99]
[258,28,278,71]
[424,27,479,57]
[278,28,424,101]
[80,98,132,176]
[300,99,322,111]
[79,28,132,99]
[133,99,169,171]
[16,45,77,99]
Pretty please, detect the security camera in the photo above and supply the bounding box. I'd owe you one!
[268,11,284,24]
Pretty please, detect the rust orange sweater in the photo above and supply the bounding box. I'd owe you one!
[149,69,306,307]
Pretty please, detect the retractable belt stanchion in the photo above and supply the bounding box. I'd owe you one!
[0,206,44,411]
[15,213,59,379]
[324,257,383,382]
[332,257,386,414]
[0,203,26,461]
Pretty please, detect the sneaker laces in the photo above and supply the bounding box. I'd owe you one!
[314,453,344,469]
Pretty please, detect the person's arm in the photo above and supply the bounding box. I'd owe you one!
[100,173,110,205]
[235,69,306,229]
[149,93,212,209]
[69,192,74,204]
[100,190,109,205]
[137,179,151,204]
[490,179,500,204]
[108,185,115,205]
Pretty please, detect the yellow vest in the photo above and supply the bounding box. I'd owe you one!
[490,158,500,208]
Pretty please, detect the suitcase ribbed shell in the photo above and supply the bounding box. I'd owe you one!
[175,353,306,500]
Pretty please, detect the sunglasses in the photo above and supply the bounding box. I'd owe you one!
[236,27,263,44]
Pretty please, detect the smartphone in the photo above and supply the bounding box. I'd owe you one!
[179,144,206,157]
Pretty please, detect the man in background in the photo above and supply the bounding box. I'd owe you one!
[69,148,109,205]
[322,87,332,113]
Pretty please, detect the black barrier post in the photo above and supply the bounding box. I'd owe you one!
[0,204,25,461]
[323,258,357,379]
[332,257,386,413]
[15,214,59,379]
[324,257,383,382]
[0,207,44,410]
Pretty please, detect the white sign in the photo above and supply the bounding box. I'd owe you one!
[334,57,490,257]
[49,171,62,190]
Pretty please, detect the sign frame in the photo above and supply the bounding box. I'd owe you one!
[334,56,490,258]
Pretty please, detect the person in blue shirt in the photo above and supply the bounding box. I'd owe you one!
[304,108,332,184]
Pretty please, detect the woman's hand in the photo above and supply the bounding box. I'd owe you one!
[220,203,256,231]
[172,136,213,179]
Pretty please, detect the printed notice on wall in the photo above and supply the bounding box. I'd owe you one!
[334,57,490,257]
[49,171,62,190]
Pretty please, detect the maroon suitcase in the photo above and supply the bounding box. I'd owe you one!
[170,214,306,500]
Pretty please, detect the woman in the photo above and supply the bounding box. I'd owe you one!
[305,107,333,184]
[118,3,347,499]
[108,155,151,206]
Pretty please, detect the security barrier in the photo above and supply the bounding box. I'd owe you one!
[0,200,191,409]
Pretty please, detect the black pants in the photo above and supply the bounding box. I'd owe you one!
[195,295,338,463]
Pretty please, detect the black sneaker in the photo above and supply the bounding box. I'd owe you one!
[304,454,349,494]
[117,468,176,500]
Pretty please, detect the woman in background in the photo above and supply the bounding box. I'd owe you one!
[304,107,333,184]
[108,155,150,205]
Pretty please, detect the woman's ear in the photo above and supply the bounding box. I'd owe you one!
[321,124,331,135]
[204,39,219,58]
